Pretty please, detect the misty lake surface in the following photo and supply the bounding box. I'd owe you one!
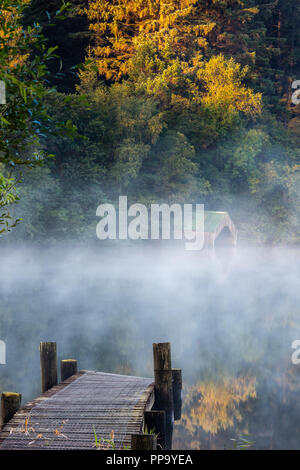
[1,243,300,449]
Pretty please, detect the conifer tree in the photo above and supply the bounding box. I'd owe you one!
[83,0,266,81]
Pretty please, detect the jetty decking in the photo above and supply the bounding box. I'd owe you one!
[0,371,154,450]
[0,342,181,450]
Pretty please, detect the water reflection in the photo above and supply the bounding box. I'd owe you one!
[174,377,256,449]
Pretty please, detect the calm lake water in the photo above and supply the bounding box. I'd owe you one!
[0,243,300,449]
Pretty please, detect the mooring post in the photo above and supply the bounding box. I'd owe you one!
[145,410,166,450]
[61,359,78,382]
[172,368,182,421]
[131,434,157,450]
[1,392,21,427]
[40,342,58,393]
[153,342,174,449]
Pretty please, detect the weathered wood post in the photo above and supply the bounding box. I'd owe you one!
[1,392,21,427]
[131,434,157,450]
[145,410,166,450]
[172,368,182,421]
[153,342,173,449]
[40,342,57,393]
[61,359,77,382]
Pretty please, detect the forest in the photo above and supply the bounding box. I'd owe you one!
[1,0,300,243]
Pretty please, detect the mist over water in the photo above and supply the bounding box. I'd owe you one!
[1,242,300,449]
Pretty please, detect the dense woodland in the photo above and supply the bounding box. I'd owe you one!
[0,0,300,242]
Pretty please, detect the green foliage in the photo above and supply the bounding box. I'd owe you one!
[0,0,76,232]
[93,427,129,450]
[230,434,255,450]
[23,0,91,93]
[3,0,300,243]
[144,425,157,435]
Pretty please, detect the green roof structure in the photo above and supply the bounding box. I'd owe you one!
[204,211,229,232]
[203,211,237,247]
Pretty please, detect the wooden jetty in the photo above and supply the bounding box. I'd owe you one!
[0,342,181,450]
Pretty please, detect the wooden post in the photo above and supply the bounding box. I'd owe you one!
[131,434,157,450]
[145,410,166,450]
[172,368,182,421]
[153,342,173,450]
[40,342,57,393]
[153,342,172,370]
[1,392,21,427]
[61,359,77,382]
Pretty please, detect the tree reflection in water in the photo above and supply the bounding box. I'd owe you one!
[174,376,257,449]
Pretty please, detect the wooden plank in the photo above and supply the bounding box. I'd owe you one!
[0,371,154,450]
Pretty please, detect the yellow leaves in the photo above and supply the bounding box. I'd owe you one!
[24,417,29,434]
[242,7,260,15]
[8,53,29,70]
[198,55,245,87]
[83,0,222,82]
[180,0,198,8]
[82,0,263,120]
[139,7,149,19]
[110,22,120,37]
[182,376,256,435]
[103,46,113,57]
[194,23,216,37]
[142,21,157,34]
[196,37,208,49]
[0,5,31,72]
[54,421,68,439]
[91,23,109,35]
[197,55,262,118]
